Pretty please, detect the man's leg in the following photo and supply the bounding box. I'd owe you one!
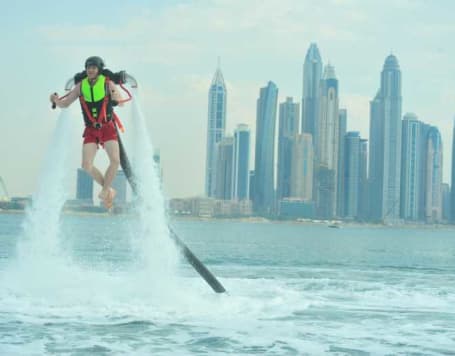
[101,140,120,205]
[82,143,104,186]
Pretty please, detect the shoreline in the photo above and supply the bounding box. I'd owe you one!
[170,215,455,230]
[2,209,454,230]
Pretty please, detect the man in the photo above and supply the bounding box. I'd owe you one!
[50,56,125,209]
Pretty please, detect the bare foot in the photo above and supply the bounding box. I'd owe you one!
[98,189,108,201]
[104,188,116,209]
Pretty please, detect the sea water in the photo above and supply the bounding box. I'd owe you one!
[1,214,455,355]
[1,96,454,355]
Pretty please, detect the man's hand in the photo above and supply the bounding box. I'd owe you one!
[50,93,59,104]
[50,93,59,109]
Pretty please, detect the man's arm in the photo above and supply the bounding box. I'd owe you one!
[108,81,124,106]
[50,83,81,108]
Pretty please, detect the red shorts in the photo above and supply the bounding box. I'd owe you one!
[83,121,118,147]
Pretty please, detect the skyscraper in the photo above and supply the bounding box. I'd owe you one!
[0,177,9,202]
[214,137,234,200]
[290,133,313,201]
[76,168,93,204]
[400,113,423,220]
[442,183,451,221]
[277,97,300,200]
[343,132,362,219]
[112,170,127,205]
[451,118,455,223]
[205,65,227,197]
[302,43,323,150]
[337,109,347,217]
[368,91,383,220]
[249,170,255,201]
[424,127,443,223]
[316,64,339,219]
[232,124,250,201]
[358,138,369,221]
[253,81,278,215]
[368,54,402,222]
[418,123,431,220]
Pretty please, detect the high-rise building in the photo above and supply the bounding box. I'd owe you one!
[424,127,443,223]
[343,132,362,219]
[301,43,323,150]
[451,119,455,223]
[418,123,431,220]
[214,136,234,200]
[290,133,313,201]
[112,170,127,205]
[358,138,369,221]
[76,168,93,204]
[0,177,9,202]
[368,91,383,221]
[340,133,368,220]
[249,170,255,201]
[253,81,278,215]
[277,97,300,200]
[336,109,347,217]
[400,113,423,221]
[316,64,339,219]
[205,65,227,197]
[442,183,451,221]
[368,54,402,222]
[232,124,250,201]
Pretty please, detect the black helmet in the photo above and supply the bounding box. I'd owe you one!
[85,56,105,71]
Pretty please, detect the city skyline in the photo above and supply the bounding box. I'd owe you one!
[2,1,455,199]
[203,48,451,223]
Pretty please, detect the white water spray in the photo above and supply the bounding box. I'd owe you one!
[19,110,73,264]
[1,109,77,298]
[3,88,181,304]
[127,90,180,284]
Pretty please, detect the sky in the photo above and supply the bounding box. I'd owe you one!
[1,0,455,199]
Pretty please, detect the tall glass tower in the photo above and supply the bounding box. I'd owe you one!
[214,137,234,200]
[0,177,9,202]
[232,124,250,201]
[425,127,443,223]
[451,118,455,222]
[253,81,278,215]
[76,168,93,204]
[290,133,313,200]
[368,54,402,222]
[302,43,323,152]
[112,170,127,205]
[277,97,300,201]
[400,113,422,221]
[205,65,227,197]
[336,109,347,216]
[316,64,339,219]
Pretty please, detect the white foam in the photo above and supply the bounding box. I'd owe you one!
[125,89,180,289]
[17,109,72,269]
[0,94,186,316]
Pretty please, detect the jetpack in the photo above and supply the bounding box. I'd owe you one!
[56,69,227,294]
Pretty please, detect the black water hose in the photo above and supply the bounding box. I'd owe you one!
[116,130,226,294]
